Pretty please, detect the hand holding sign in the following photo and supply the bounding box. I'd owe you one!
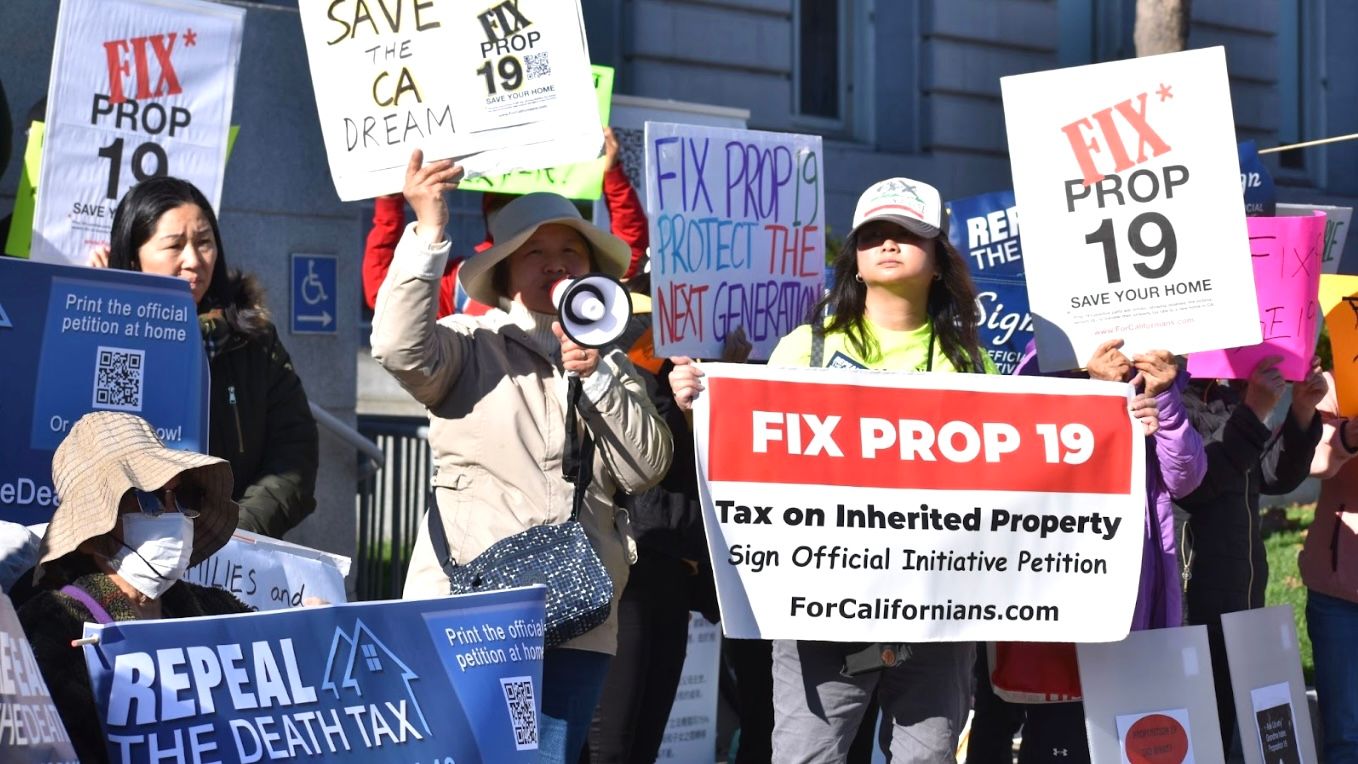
[1289,356,1327,427]
[1087,339,1133,382]
[1132,350,1178,396]
[403,149,463,243]
[1244,356,1287,423]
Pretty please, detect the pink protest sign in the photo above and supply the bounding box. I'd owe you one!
[1188,212,1326,381]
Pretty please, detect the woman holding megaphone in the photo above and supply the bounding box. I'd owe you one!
[370,150,672,764]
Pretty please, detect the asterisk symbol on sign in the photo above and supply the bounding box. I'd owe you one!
[184,28,197,47]
[1157,82,1173,101]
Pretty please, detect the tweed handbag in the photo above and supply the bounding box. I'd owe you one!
[428,391,614,648]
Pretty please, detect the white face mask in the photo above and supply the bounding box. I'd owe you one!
[109,513,194,600]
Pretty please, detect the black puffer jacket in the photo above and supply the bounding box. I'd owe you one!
[1177,380,1321,614]
[201,273,318,538]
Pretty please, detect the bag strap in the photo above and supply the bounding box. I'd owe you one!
[810,322,825,367]
[425,493,458,583]
[562,376,595,522]
[60,584,114,625]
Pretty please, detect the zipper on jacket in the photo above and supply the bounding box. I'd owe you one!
[1333,503,1346,572]
[227,385,245,454]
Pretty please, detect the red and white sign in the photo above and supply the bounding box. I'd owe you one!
[1001,47,1261,371]
[32,0,243,265]
[694,364,1146,642]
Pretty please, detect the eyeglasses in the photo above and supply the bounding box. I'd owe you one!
[133,487,200,519]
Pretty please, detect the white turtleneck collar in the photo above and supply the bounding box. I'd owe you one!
[504,299,559,357]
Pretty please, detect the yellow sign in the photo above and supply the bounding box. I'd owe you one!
[3,121,44,258]
[1320,274,1358,416]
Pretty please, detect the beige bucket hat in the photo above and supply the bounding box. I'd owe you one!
[37,412,238,580]
[458,192,631,307]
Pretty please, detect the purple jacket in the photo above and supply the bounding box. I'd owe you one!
[1016,344,1205,630]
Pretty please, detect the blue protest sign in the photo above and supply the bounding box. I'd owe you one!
[973,277,1035,376]
[82,587,547,763]
[0,258,206,525]
[290,254,337,335]
[1239,140,1276,216]
[947,189,1023,281]
[947,191,1033,374]
[0,593,78,763]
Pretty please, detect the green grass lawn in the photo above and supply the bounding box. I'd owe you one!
[1262,503,1314,685]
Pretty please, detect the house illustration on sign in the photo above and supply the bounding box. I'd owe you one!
[321,618,431,737]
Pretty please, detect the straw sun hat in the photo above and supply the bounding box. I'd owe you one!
[457,192,631,307]
[37,411,238,580]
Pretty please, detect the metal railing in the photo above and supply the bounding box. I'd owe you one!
[354,415,431,600]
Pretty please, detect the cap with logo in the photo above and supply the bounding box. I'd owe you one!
[850,178,947,239]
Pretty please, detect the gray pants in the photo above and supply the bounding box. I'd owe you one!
[772,640,974,764]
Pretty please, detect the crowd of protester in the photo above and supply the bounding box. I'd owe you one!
[2,103,1357,764]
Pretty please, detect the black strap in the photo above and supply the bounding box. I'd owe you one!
[924,324,935,372]
[562,375,594,522]
[426,488,457,582]
[811,322,825,367]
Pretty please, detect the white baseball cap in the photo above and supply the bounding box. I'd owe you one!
[850,178,947,239]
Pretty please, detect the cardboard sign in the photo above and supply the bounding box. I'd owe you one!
[457,65,615,201]
[299,0,601,201]
[83,587,547,763]
[693,364,1146,642]
[1078,626,1225,764]
[1279,203,1353,275]
[1188,212,1326,382]
[0,259,207,525]
[1001,47,1260,371]
[0,593,79,763]
[1220,606,1318,764]
[32,0,243,266]
[184,530,350,611]
[644,122,825,360]
[1320,274,1358,416]
[656,614,720,761]
[948,190,1032,374]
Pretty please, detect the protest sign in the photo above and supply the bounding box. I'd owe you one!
[947,190,1033,374]
[0,259,206,525]
[457,65,614,201]
[1001,47,1261,371]
[184,530,350,611]
[1078,626,1225,764]
[3,122,43,259]
[1188,212,1326,382]
[644,122,825,360]
[1320,275,1358,416]
[31,0,243,266]
[1279,202,1353,275]
[299,0,601,201]
[0,593,78,763]
[1221,607,1317,764]
[1239,140,1276,217]
[657,614,720,761]
[693,363,1145,642]
[82,587,547,763]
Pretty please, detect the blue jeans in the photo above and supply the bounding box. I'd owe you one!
[1308,590,1358,764]
[539,648,611,763]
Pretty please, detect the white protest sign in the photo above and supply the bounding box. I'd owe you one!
[32,0,243,266]
[657,613,721,761]
[1001,46,1260,371]
[183,529,349,611]
[0,594,78,763]
[1221,606,1318,764]
[694,364,1145,642]
[1279,202,1353,275]
[299,0,602,201]
[644,122,825,361]
[1078,626,1226,764]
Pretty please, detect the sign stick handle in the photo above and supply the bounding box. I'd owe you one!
[1259,132,1358,154]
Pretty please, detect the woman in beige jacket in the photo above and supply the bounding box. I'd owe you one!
[370,150,673,763]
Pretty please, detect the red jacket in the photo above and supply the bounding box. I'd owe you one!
[361,163,650,317]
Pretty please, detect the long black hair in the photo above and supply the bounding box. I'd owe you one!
[810,228,986,372]
[107,177,268,339]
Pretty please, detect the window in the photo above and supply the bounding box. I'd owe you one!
[793,0,875,142]
[1276,0,1323,183]
[362,643,383,672]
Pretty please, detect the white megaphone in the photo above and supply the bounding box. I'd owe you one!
[550,273,633,348]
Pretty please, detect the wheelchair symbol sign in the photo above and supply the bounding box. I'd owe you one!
[291,254,337,334]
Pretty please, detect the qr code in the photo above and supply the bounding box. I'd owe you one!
[93,346,145,412]
[525,52,551,80]
[500,676,538,751]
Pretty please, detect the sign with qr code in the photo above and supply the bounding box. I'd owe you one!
[81,586,548,763]
[30,0,244,266]
[0,258,206,525]
[298,0,603,200]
